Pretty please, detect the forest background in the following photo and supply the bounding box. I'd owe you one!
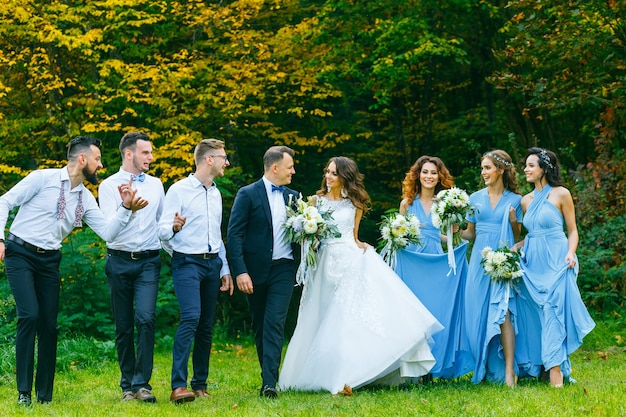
[0,0,624,343]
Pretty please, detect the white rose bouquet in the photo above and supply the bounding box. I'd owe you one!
[284,195,341,284]
[431,187,473,247]
[431,187,473,274]
[378,211,422,268]
[480,245,523,282]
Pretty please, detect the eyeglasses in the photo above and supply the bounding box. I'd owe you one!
[208,154,229,162]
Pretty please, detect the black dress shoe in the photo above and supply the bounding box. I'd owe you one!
[18,392,32,406]
[260,385,278,399]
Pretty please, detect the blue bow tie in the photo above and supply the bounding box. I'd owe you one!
[131,173,146,183]
[271,184,284,193]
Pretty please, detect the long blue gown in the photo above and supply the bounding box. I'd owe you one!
[516,185,595,379]
[464,188,523,384]
[395,198,473,379]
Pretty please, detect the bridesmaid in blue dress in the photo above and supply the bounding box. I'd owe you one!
[461,150,522,387]
[395,156,473,380]
[513,148,595,387]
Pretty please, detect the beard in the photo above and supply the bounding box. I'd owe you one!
[83,165,99,185]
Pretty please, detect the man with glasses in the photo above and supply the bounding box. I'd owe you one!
[158,138,234,403]
[99,131,164,403]
[0,136,145,406]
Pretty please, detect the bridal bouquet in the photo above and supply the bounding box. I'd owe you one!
[284,196,341,284]
[431,187,473,274]
[480,245,523,282]
[378,211,422,268]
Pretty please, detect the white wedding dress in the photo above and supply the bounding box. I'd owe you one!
[278,198,443,394]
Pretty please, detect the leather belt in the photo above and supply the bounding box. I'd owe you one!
[173,251,218,259]
[107,248,160,260]
[271,258,293,266]
[7,233,58,254]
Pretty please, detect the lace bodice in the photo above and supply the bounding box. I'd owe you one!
[319,197,356,244]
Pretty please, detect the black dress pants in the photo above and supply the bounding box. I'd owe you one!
[5,240,62,402]
[105,251,160,393]
[247,260,295,388]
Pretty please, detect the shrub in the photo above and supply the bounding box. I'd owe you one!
[58,229,115,339]
[578,214,626,316]
[0,280,16,344]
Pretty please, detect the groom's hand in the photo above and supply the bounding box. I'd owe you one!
[236,273,254,294]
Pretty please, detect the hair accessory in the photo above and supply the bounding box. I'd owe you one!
[485,152,512,168]
[539,149,555,169]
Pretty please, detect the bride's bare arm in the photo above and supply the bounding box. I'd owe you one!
[353,208,369,251]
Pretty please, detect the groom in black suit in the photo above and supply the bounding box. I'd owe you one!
[227,145,299,399]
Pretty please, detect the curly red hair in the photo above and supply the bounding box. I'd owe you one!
[401,156,454,204]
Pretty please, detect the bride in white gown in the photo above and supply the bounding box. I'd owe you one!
[278,156,443,394]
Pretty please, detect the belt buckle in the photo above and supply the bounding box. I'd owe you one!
[130,252,139,260]
[36,247,46,254]
[203,253,210,259]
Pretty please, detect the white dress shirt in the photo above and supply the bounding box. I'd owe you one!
[158,174,230,277]
[262,176,293,261]
[0,167,132,250]
[98,167,165,251]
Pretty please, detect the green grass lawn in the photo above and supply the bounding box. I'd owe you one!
[0,322,624,417]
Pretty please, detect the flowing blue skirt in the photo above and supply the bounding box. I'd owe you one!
[396,242,474,379]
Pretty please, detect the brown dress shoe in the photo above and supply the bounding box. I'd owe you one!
[337,384,353,396]
[135,387,157,403]
[169,387,195,404]
[194,389,211,398]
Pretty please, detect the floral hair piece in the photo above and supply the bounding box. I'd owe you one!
[485,152,512,168]
[539,149,555,169]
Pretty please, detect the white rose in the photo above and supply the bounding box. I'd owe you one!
[303,205,319,218]
[303,220,318,234]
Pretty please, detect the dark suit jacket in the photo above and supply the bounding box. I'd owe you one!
[227,178,300,284]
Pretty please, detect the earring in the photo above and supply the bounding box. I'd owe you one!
[327,186,331,193]
[341,188,348,198]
